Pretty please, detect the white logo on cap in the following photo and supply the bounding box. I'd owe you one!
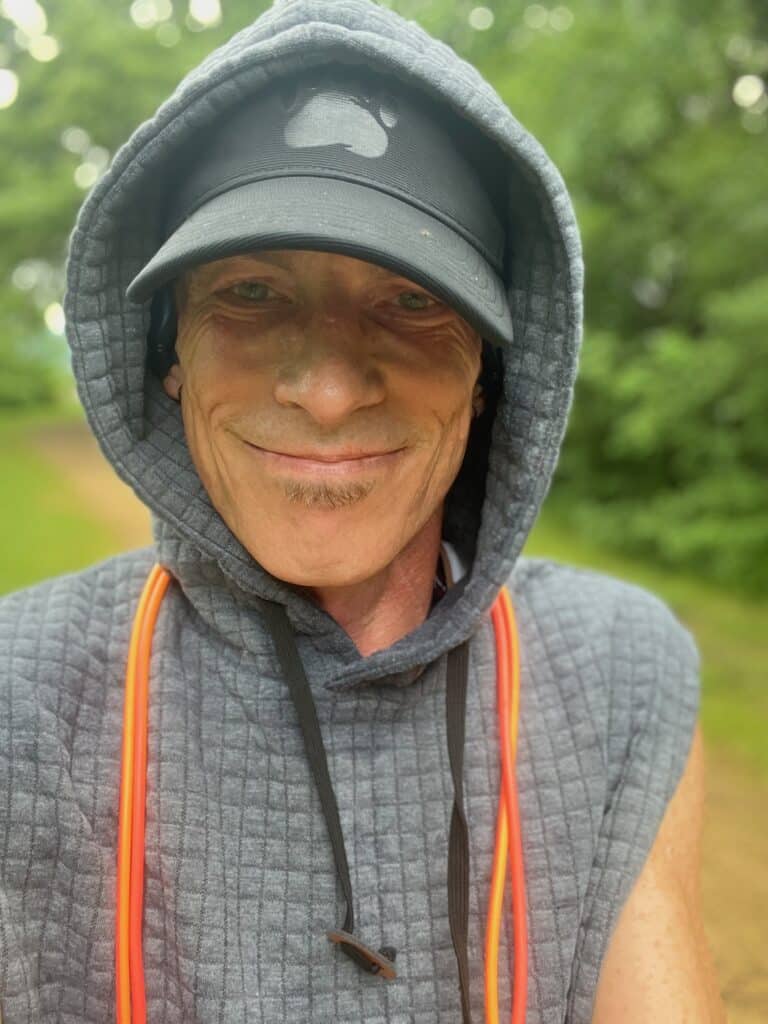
[284,88,399,159]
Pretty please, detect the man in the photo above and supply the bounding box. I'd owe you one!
[0,1,725,1021]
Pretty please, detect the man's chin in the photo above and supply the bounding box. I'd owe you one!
[255,545,392,589]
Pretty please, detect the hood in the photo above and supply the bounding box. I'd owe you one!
[63,0,583,688]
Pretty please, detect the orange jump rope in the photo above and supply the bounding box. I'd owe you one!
[116,565,527,1023]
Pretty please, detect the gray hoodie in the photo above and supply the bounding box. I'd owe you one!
[0,2,700,1022]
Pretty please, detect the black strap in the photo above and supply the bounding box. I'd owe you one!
[446,639,473,1022]
[262,601,398,977]
[262,601,473,1017]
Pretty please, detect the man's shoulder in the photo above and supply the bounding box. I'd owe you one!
[511,555,691,635]
[512,557,704,733]
[0,546,156,608]
[507,557,700,708]
[0,547,157,665]
[0,549,162,797]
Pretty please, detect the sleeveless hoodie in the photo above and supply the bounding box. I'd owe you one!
[0,1,700,1021]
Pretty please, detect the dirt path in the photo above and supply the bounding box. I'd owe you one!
[31,421,152,550]
[701,750,768,1022]
[30,421,768,1021]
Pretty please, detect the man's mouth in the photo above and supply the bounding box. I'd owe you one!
[242,441,406,477]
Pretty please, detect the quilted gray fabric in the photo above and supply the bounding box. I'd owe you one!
[0,1,700,1022]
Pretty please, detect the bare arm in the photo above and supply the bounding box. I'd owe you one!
[592,722,728,1023]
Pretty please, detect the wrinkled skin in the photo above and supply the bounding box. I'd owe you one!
[164,248,483,653]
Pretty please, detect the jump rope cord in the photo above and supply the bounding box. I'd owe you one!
[486,587,528,1024]
[116,564,171,1024]
[117,569,526,1024]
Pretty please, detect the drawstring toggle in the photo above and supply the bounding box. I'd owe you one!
[327,929,398,979]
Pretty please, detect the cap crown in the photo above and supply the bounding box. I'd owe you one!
[166,69,506,273]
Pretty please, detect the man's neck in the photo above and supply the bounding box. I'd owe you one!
[308,510,443,657]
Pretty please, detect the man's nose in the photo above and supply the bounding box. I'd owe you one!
[272,316,386,426]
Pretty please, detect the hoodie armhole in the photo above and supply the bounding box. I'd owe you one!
[565,587,701,1024]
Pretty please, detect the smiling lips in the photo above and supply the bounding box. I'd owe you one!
[259,447,395,462]
[244,441,405,477]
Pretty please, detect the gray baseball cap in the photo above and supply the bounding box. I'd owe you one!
[126,68,514,347]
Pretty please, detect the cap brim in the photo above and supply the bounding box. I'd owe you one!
[126,176,514,347]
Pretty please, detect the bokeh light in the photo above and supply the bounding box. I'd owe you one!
[188,0,221,29]
[130,0,173,30]
[28,33,59,61]
[61,125,91,154]
[523,4,548,30]
[468,7,494,32]
[0,68,19,108]
[1,0,47,36]
[549,6,574,32]
[11,261,40,290]
[733,74,766,109]
[85,145,110,172]
[44,301,65,335]
[74,162,99,189]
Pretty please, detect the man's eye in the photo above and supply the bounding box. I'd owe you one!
[394,291,439,311]
[229,281,282,302]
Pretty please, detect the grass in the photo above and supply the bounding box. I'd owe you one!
[0,408,124,595]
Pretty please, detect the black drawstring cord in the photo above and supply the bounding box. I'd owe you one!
[262,599,474,1020]
[261,601,398,978]
[446,639,474,1021]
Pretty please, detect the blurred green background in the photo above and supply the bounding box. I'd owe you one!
[1,2,767,1016]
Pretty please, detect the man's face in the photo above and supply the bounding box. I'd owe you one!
[166,249,482,587]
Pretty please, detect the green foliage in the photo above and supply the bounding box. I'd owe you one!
[0,0,765,592]
[456,0,768,593]
[557,317,768,593]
